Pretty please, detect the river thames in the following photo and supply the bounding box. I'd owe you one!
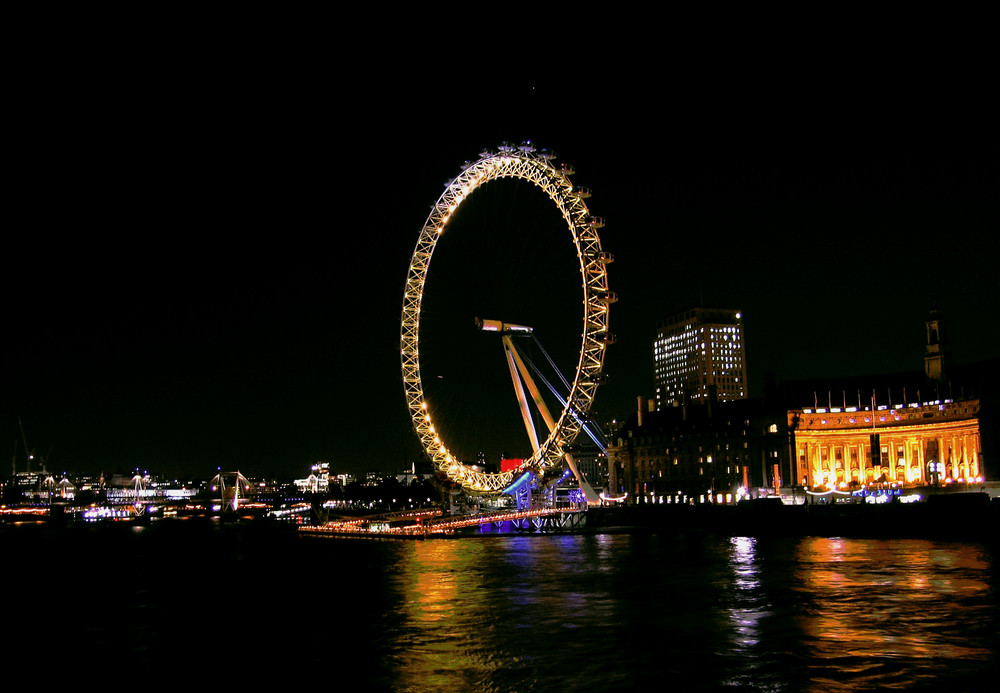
[5,519,998,691]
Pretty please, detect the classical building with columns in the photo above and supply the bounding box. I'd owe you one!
[781,309,995,494]
[788,399,983,489]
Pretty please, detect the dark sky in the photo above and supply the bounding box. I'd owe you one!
[5,35,997,481]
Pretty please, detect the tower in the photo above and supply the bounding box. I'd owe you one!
[653,307,747,410]
[924,308,947,384]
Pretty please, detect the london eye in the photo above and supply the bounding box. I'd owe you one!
[400,143,613,498]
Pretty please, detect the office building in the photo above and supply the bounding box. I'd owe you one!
[654,307,747,409]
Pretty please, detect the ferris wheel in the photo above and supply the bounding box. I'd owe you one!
[400,142,614,496]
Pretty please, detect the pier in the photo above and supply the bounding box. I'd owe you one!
[300,505,588,538]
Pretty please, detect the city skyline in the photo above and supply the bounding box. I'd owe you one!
[6,69,997,480]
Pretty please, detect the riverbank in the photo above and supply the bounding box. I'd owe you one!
[5,493,997,542]
[586,492,1000,540]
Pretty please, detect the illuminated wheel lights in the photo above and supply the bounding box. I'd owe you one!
[400,143,612,494]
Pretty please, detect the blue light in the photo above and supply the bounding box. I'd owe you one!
[502,471,534,495]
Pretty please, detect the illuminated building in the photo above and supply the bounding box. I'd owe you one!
[789,399,983,489]
[783,311,994,492]
[294,462,331,493]
[654,308,747,410]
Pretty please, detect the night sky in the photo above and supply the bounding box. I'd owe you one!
[5,36,997,481]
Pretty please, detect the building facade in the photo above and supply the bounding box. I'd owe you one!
[654,307,747,410]
[789,399,984,489]
[294,462,331,494]
[782,310,992,491]
[606,396,788,504]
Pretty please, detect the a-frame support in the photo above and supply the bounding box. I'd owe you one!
[500,332,601,505]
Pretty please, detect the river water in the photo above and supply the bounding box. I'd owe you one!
[6,519,998,691]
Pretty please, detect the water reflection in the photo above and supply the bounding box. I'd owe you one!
[388,539,503,691]
[407,540,461,624]
[792,537,995,690]
[12,519,998,693]
[727,536,764,650]
[369,533,997,692]
[383,535,645,692]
